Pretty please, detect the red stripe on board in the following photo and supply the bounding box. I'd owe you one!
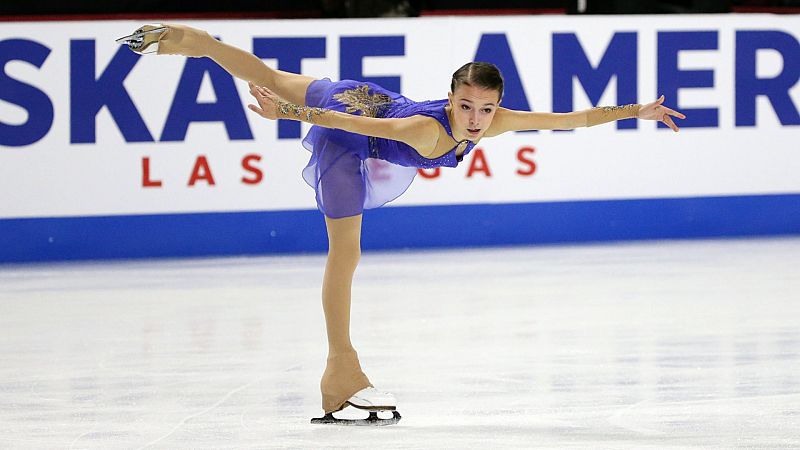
[420,8,566,16]
[731,6,800,14]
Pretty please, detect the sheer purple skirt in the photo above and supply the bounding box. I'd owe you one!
[301,78,418,219]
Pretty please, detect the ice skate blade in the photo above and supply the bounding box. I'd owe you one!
[115,25,168,54]
[310,410,401,426]
[346,400,396,411]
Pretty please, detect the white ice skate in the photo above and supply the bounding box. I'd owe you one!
[115,24,168,54]
[311,387,401,426]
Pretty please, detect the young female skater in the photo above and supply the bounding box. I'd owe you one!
[118,24,685,426]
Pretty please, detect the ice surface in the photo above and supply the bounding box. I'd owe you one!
[1,238,798,449]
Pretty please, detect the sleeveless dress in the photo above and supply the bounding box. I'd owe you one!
[302,78,477,218]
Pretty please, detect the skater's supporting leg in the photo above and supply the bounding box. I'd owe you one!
[322,214,362,356]
[320,214,372,413]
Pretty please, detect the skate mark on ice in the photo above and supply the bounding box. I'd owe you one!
[135,378,261,449]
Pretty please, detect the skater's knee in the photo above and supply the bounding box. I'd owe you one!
[327,245,361,267]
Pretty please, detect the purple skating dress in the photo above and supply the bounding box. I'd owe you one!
[302,78,477,218]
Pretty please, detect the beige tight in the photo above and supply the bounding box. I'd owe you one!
[320,214,372,412]
[153,23,364,412]
[157,24,316,106]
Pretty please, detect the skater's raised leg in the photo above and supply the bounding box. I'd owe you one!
[119,23,316,105]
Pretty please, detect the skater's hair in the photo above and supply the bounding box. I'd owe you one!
[450,62,504,101]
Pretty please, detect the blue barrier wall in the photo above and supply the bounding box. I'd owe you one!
[3,193,799,264]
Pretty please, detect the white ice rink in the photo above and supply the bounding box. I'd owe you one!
[1,237,799,449]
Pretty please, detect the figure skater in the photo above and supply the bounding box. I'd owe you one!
[117,24,685,426]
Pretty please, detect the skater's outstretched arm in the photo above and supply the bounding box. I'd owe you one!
[484,95,686,136]
[156,24,315,105]
[247,83,441,152]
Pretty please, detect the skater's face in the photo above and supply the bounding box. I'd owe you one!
[447,84,501,142]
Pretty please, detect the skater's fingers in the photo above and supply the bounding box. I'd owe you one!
[247,88,264,102]
[247,104,266,117]
[248,87,271,105]
[248,82,266,94]
[257,86,274,98]
[665,107,686,120]
[663,114,679,132]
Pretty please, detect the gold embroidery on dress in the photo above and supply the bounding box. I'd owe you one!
[333,85,393,118]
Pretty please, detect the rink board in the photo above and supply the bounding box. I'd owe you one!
[1,15,799,262]
[2,193,799,263]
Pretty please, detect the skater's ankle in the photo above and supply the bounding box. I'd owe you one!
[327,347,358,359]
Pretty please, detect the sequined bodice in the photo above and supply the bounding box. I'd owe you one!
[329,83,476,169]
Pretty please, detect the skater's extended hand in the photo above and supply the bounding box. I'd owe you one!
[247,82,281,120]
[156,24,214,57]
[638,95,686,132]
